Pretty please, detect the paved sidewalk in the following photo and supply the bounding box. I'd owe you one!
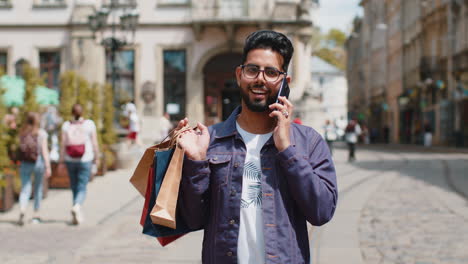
[1,142,467,264]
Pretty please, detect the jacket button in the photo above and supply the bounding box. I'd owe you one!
[234,162,239,168]
[230,189,236,196]
[229,219,236,225]
[226,251,233,257]
[213,157,218,161]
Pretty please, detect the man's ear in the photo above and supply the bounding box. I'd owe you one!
[286,75,291,84]
[235,66,242,87]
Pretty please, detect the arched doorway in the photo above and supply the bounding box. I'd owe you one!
[203,53,242,126]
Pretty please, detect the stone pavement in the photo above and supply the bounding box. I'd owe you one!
[311,143,468,264]
[1,142,467,264]
[0,145,203,264]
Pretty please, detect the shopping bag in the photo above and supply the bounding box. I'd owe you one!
[130,140,170,197]
[150,143,184,229]
[131,125,199,246]
[139,159,185,246]
[142,150,198,242]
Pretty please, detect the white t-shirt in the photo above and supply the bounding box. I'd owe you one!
[345,123,362,144]
[37,129,47,158]
[236,122,272,264]
[129,112,140,132]
[158,116,173,142]
[61,119,96,162]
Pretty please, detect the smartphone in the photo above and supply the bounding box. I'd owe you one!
[276,77,290,104]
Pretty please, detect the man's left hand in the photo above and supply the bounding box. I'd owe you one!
[269,96,293,152]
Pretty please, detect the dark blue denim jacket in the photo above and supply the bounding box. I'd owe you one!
[179,107,338,264]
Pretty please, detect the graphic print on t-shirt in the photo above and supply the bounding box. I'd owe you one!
[240,161,262,208]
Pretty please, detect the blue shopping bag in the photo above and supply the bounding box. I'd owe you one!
[142,149,199,238]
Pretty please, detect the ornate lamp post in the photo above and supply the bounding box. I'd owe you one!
[87,0,139,108]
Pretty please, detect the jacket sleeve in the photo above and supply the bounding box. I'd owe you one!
[178,157,211,230]
[277,131,338,226]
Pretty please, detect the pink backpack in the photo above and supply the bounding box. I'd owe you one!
[18,132,39,162]
[65,120,87,158]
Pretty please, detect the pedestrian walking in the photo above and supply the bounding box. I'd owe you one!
[423,121,432,147]
[157,112,173,143]
[361,123,370,144]
[40,105,62,161]
[59,104,99,225]
[3,106,19,130]
[345,118,362,162]
[176,30,337,264]
[323,119,338,154]
[17,112,51,226]
[124,102,141,146]
[292,115,302,125]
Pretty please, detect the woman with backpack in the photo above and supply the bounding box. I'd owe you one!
[18,112,51,226]
[58,103,99,225]
[345,118,362,162]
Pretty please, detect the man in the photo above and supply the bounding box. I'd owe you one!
[59,104,100,225]
[177,30,337,264]
[345,118,361,162]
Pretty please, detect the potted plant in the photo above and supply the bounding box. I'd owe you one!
[101,83,118,170]
[0,70,15,211]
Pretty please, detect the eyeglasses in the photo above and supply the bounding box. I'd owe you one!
[240,64,286,82]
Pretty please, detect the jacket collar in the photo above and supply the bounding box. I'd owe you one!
[214,106,296,147]
[215,106,241,139]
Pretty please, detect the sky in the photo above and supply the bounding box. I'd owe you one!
[314,0,363,34]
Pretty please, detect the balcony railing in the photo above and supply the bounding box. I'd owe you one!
[33,0,67,8]
[191,0,273,22]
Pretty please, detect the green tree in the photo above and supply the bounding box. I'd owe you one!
[101,83,116,145]
[59,71,78,122]
[77,76,90,117]
[21,63,43,115]
[0,68,10,171]
[326,28,347,48]
[313,28,347,70]
[89,82,103,147]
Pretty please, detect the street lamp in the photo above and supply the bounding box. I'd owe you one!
[87,0,139,108]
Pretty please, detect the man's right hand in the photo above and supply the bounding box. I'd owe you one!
[177,118,210,161]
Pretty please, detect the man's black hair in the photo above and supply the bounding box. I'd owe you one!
[241,30,294,72]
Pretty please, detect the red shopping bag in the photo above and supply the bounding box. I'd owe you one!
[139,156,186,247]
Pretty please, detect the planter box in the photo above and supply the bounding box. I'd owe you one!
[48,162,97,187]
[48,162,70,189]
[96,155,107,176]
[0,174,15,212]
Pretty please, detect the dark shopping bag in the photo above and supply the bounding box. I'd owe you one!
[141,149,199,244]
[130,125,199,246]
[140,164,183,246]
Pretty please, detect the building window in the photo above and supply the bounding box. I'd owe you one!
[106,49,135,106]
[39,51,61,90]
[158,0,189,6]
[32,0,67,8]
[32,1,66,8]
[163,50,186,121]
[104,0,137,8]
[0,51,7,74]
[36,0,65,3]
[0,0,11,6]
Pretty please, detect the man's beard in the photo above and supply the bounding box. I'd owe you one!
[240,84,277,112]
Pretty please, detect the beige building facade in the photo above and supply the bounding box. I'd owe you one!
[348,0,468,146]
[0,0,317,142]
[385,0,403,144]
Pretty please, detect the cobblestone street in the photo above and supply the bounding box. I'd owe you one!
[0,144,467,264]
[359,152,468,264]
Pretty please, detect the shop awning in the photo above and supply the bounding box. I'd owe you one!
[35,85,59,105]
[0,75,25,106]
[0,75,59,106]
